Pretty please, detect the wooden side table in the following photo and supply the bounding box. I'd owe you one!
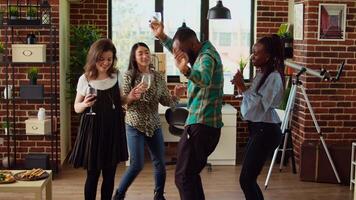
[0,170,52,200]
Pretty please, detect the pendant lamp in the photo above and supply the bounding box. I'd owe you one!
[207,0,231,20]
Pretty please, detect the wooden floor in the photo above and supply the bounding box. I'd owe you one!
[0,163,353,200]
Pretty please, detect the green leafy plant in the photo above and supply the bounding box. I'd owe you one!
[238,57,248,72]
[27,6,37,18]
[0,42,4,54]
[27,67,39,85]
[277,23,293,40]
[2,121,11,129]
[67,24,102,103]
[9,6,19,17]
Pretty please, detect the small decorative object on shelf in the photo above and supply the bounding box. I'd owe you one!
[8,5,18,20]
[2,156,14,168]
[37,107,46,120]
[0,41,4,62]
[0,8,4,26]
[7,0,41,25]
[27,33,37,44]
[20,67,44,100]
[2,121,11,135]
[277,23,293,59]
[26,6,37,20]
[27,66,39,85]
[3,85,13,99]
[12,44,47,63]
[40,0,51,25]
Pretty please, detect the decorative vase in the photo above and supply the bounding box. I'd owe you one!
[3,85,13,99]
[37,107,46,120]
[2,156,14,168]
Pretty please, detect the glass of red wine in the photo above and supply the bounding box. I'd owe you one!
[86,86,97,115]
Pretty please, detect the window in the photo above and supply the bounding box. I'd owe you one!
[111,0,253,95]
[163,0,201,76]
[111,0,154,71]
[209,0,252,94]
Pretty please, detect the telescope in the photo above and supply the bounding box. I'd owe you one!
[284,59,345,82]
[265,59,346,188]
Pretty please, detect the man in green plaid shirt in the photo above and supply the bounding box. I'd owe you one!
[151,22,224,200]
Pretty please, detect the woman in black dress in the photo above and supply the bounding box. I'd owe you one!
[68,38,143,200]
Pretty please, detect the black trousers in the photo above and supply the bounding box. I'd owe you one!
[85,166,117,200]
[175,124,221,200]
[240,121,282,200]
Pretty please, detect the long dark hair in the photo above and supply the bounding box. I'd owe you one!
[255,34,285,92]
[84,38,117,80]
[127,42,154,88]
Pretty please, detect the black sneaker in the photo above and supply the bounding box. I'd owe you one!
[112,191,125,200]
[153,191,166,200]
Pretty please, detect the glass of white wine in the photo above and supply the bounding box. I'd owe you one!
[86,86,97,115]
[141,73,152,101]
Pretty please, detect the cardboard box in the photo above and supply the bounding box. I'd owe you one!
[12,44,46,63]
[25,118,51,135]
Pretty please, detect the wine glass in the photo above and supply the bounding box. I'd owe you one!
[86,86,97,115]
[141,73,152,101]
[151,12,162,23]
[235,54,252,98]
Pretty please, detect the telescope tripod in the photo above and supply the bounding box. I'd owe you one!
[264,68,341,189]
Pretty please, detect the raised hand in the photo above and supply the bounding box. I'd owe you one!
[149,20,166,40]
[231,70,245,92]
[128,82,145,101]
[173,48,189,72]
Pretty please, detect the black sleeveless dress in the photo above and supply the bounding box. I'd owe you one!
[69,80,128,170]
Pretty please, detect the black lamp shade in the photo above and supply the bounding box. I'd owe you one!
[207,0,231,20]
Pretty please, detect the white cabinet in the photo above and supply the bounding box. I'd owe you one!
[159,103,237,165]
[208,104,237,165]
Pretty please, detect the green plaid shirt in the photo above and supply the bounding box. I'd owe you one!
[162,38,224,128]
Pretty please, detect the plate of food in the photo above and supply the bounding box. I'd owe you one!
[0,171,16,184]
[14,168,49,181]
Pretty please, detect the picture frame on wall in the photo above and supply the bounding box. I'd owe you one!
[294,3,303,40]
[318,3,347,41]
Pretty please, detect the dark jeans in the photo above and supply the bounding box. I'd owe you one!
[175,124,221,200]
[114,125,166,198]
[85,166,117,200]
[240,121,282,200]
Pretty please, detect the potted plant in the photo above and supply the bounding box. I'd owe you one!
[67,24,101,103]
[277,23,293,59]
[8,6,19,20]
[2,121,11,135]
[0,8,4,26]
[20,67,44,100]
[27,67,39,85]
[26,6,37,20]
[0,42,4,63]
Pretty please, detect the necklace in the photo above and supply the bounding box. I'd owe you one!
[108,89,116,110]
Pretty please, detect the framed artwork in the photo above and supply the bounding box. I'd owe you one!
[318,3,347,41]
[294,3,304,40]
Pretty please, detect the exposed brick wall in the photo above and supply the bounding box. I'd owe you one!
[256,0,289,39]
[291,0,356,163]
[69,0,108,37]
[0,1,60,167]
